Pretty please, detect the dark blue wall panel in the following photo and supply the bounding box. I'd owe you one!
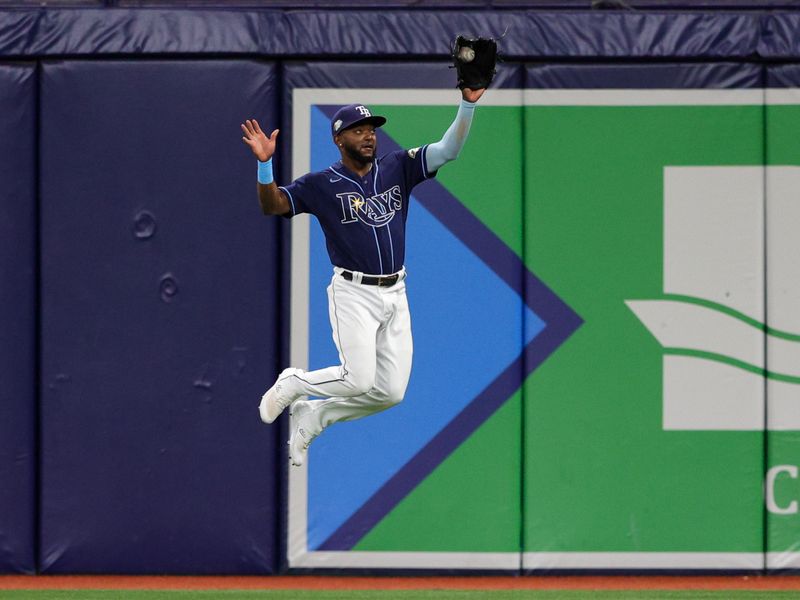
[767,62,800,86]
[525,62,763,89]
[0,62,36,574]
[0,9,772,59]
[40,60,282,574]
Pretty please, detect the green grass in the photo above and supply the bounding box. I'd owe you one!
[2,591,800,600]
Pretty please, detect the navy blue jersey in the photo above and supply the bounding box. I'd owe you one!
[280,145,435,275]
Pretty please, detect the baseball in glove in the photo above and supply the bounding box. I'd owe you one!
[451,35,498,90]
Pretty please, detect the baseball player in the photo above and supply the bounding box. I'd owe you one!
[241,87,485,467]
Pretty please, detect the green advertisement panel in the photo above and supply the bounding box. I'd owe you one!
[288,68,800,571]
[522,75,766,569]
[285,75,533,570]
[765,76,800,570]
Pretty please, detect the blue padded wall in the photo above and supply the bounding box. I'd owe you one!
[39,60,282,574]
[0,62,36,574]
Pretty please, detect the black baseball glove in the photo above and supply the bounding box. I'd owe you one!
[451,35,498,90]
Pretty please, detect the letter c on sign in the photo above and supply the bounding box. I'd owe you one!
[766,465,798,515]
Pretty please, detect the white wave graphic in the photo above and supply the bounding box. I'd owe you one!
[626,299,800,380]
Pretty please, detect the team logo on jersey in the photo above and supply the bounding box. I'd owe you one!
[407,147,420,158]
[338,185,402,226]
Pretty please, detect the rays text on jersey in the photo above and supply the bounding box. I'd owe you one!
[337,185,402,226]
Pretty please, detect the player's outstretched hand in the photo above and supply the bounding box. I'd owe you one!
[462,88,485,103]
[241,119,279,162]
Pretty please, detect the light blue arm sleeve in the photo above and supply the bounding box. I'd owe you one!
[425,98,476,173]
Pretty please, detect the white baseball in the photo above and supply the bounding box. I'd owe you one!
[458,47,475,62]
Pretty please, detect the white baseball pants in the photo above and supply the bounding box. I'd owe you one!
[283,267,413,437]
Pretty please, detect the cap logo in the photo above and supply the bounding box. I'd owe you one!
[355,105,371,117]
[334,119,343,132]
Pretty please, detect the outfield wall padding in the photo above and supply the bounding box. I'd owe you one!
[765,63,800,570]
[38,60,282,574]
[523,62,766,570]
[282,63,530,567]
[1,5,800,575]
[0,9,792,59]
[0,62,37,575]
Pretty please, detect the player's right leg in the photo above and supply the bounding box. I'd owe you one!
[259,272,381,424]
[286,278,412,466]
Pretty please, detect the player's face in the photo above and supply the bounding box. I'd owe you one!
[336,124,377,165]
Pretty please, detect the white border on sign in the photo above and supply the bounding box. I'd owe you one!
[523,552,764,570]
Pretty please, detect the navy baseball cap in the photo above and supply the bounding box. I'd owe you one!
[331,104,387,137]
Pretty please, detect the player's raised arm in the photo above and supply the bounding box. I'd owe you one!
[424,87,484,173]
[240,119,291,216]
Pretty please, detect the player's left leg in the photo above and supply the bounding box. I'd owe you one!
[364,281,413,407]
[288,280,412,466]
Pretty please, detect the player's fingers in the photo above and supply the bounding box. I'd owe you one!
[252,119,262,133]
[241,123,252,137]
[270,129,280,141]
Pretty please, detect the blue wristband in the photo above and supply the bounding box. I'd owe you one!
[257,158,274,185]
